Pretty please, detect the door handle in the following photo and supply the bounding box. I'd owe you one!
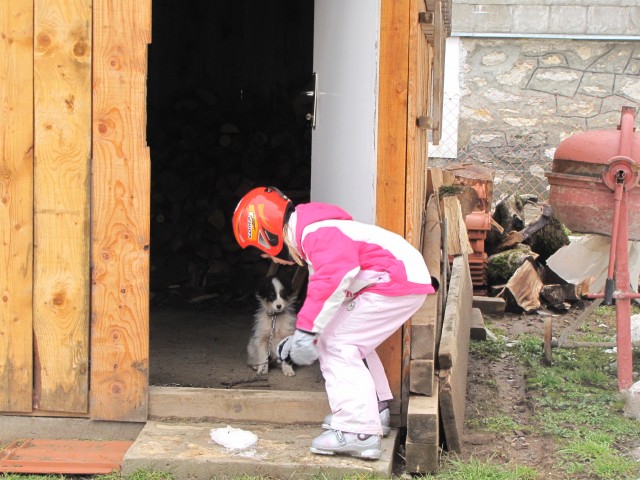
[302,72,318,129]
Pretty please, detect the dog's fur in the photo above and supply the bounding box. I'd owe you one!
[247,275,297,376]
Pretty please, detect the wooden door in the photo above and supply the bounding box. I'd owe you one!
[1,0,151,421]
[1,0,92,416]
[310,0,380,224]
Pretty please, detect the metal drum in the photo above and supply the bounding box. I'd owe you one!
[545,107,640,240]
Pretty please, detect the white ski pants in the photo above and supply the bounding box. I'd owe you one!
[315,291,428,435]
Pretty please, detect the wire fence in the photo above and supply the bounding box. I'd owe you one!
[429,93,552,207]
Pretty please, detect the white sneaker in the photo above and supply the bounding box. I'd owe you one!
[321,407,391,436]
[310,429,381,460]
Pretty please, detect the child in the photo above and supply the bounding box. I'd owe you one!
[233,186,435,460]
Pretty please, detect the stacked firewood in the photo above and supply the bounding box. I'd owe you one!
[148,88,311,303]
[431,164,579,314]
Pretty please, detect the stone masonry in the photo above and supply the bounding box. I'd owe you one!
[444,1,640,201]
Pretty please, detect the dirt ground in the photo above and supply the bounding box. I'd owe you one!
[460,308,561,477]
[149,297,326,392]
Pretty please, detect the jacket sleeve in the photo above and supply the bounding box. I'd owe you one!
[295,227,361,333]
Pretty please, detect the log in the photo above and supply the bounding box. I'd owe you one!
[505,258,544,312]
[442,162,495,213]
[441,196,473,256]
[540,284,581,305]
[495,204,553,252]
[525,210,571,262]
[487,244,537,286]
[492,193,526,234]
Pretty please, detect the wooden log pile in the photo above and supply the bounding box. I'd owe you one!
[429,164,584,315]
[148,88,311,303]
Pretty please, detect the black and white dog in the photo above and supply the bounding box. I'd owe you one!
[247,275,297,376]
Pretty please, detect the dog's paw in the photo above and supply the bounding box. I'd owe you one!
[282,363,295,377]
[256,364,269,375]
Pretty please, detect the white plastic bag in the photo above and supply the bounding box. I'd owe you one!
[210,425,258,451]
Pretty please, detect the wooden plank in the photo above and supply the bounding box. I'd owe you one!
[405,441,439,474]
[410,293,438,360]
[405,379,440,474]
[148,386,330,425]
[376,0,412,410]
[439,255,472,452]
[442,196,473,256]
[0,0,34,414]
[409,359,435,395]
[407,388,439,444]
[427,167,443,200]
[422,194,441,287]
[91,0,151,421]
[33,0,91,414]
[428,0,446,145]
[406,0,430,250]
[0,439,132,474]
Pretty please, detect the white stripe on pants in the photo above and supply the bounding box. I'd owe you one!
[315,292,427,435]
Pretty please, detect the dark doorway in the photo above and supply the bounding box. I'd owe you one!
[146,1,322,391]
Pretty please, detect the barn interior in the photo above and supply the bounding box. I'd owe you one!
[146,1,324,392]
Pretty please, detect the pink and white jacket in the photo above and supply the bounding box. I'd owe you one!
[287,202,435,334]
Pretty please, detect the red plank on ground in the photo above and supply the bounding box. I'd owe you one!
[0,439,132,474]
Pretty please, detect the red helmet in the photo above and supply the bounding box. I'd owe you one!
[232,186,293,256]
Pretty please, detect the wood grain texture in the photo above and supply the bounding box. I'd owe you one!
[438,255,472,453]
[406,0,431,250]
[376,0,412,407]
[91,0,151,421]
[33,0,91,413]
[0,0,34,413]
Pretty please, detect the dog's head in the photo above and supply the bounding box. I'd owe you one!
[256,275,296,315]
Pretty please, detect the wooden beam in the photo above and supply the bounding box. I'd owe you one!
[33,0,91,414]
[0,0,34,414]
[438,255,472,452]
[91,0,151,421]
[377,0,412,411]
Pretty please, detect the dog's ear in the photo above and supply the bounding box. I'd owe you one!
[278,276,293,297]
[255,276,272,298]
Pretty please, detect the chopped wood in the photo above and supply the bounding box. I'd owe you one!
[492,193,526,234]
[487,244,537,286]
[422,194,442,289]
[442,162,495,213]
[505,258,544,312]
[441,196,473,256]
[540,284,581,305]
[494,204,553,253]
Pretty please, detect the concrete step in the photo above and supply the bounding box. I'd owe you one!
[122,420,399,479]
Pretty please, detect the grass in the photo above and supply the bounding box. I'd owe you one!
[423,457,538,480]
[464,307,640,480]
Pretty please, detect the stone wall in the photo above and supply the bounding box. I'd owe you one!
[451,39,640,200]
[441,2,640,201]
[452,1,639,37]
